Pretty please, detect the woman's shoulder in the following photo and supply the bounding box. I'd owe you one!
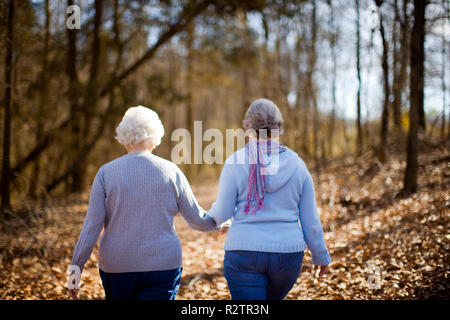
[97,153,133,171]
[281,147,305,166]
[281,147,312,181]
[96,156,123,173]
[223,145,304,166]
[98,152,178,173]
[139,153,183,178]
[224,147,247,166]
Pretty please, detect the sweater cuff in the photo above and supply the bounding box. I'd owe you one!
[311,251,332,266]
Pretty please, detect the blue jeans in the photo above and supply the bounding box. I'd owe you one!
[224,250,304,300]
[99,267,182,300]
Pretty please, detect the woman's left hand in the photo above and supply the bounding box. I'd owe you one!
[314,265,329,278]
[67,269,82,299]
[68,288,79,300]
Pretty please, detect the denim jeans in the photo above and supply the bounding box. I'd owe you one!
[99,267,182,300]
[224,250,304,300]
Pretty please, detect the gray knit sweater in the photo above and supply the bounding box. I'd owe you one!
[70,151,218,273]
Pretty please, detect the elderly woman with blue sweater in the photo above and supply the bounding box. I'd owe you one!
[207,98,331,300]
[68,106,218,300]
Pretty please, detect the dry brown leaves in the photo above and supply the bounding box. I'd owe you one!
[0,146,448,300]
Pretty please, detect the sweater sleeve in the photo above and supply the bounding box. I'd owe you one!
[298,169,332,266]
[71,168,107,272]
[207,163,238,226]
[175,167,219,231]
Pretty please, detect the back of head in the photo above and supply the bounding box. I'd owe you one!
[242,98,284,138]
[115,105,165,148]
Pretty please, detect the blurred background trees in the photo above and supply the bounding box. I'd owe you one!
[0,0,449,211]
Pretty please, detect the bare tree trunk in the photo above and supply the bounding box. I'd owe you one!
[30,0,50,198]
[416,0,426,132]
[391,0,410,131]
[418,91,426,131]
[1,0,15,211]
[305,1,319,172]
[312,1,320,173]
[391,0,401,129]
[261,13,272,100]
[446,0,450,140]
[66,0,80,193]
[440,23,447,139]
[376,0,391,163]
[275,23,290,115]
[301,32,311,156]
[70,0,104,193]
[355,0,363,156]
[242,16,252,120]
[403,0,427,194]
[185,21,196,179]
[293,29,305,153]
[328,0,337,158]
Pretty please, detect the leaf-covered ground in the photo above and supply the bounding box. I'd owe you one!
[0,146,448,300]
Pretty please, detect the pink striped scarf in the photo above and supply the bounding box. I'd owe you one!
[244,139,286,215]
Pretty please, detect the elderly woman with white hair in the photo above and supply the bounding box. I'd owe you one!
[207,98,331,300]
[68,106,218,300]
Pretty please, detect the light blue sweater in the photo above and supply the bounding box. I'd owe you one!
[207,147,332,266]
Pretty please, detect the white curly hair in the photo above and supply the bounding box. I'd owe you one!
[115,106,165,148]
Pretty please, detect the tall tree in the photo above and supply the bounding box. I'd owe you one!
[70,0,104,192]
[305,0,319,172]
[261,13,271,99]
[443,3,449,140]
[185,21,196,178]
[403,0,427,194]
[355,0,363,156]
[30,0,51,197]
[376,0,391,163]
[66,0,81,192]
[1,0,15,210]
[293,27,306,153]
[440,17,447,139]
[328,0,338,157]
[241,13,253,120]
[391,0,410,131]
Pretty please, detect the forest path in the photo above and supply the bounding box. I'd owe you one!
[0,146,448,299]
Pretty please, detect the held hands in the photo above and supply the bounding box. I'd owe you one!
[219,219,232,234]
